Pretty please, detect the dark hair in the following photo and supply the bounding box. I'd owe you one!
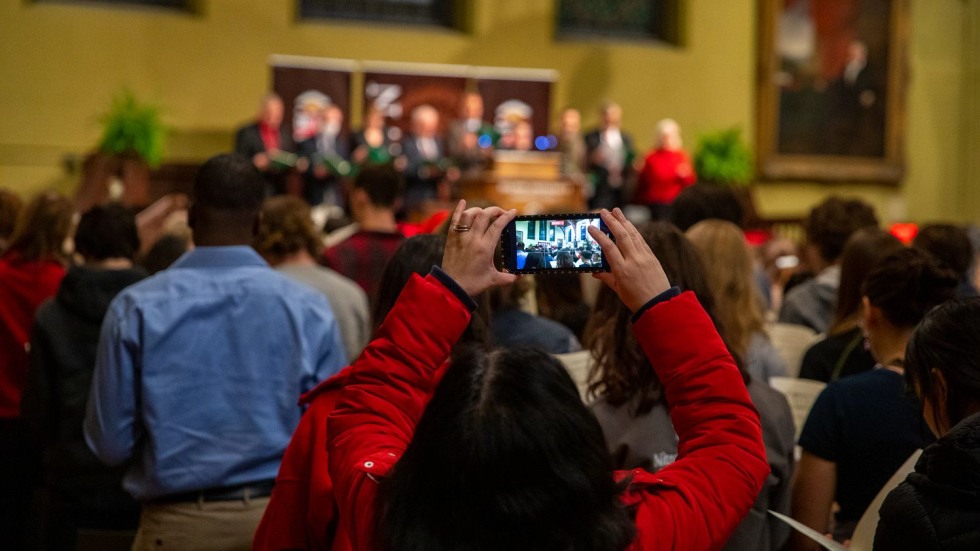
[669,183,744,232]
[862,248,958,328]
[353,163,404,208]
[380,346,635,551]
[523,251,548,269]
[804,197,879,263]
[192,153,265,212]
[140,233,191,274]
[74,203,140,261]
[254,196,322,262]
[0,188,24,246]
[913,223,974,278]
[373,234,490,346]
[556,250,575,268]
[905,299,980,432]
[4,191,73,263]
[586,221,742,412]
[828,228,904,335]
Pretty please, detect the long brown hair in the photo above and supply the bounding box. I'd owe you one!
[585,221,743,414]
[4,191,73,264]
[828,228,903,335]
[685,219,765,361]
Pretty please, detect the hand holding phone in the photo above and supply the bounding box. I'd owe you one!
[500,213,613,274]
[588,208,671,312]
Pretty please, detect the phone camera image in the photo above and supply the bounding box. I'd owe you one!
[501,214,610,274]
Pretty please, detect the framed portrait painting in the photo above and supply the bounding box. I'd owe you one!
[756,0,909,183]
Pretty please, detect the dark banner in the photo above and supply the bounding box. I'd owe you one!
[272,60,354,144]
[476,77,553,142]
[362,69,468,136]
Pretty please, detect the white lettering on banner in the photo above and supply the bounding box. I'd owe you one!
[365,82,403,120]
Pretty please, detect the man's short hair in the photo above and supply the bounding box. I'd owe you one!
[914,223,975,277]
[75,203,140,261]
[805,197,879,264]
[193,154,265,212]
[352,164,404,208]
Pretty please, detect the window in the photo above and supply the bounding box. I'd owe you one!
[556,0,680,44]
[300,0,456,28]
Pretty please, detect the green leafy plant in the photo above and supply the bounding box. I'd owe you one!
[693,127,753,187]
[97,90,165,167]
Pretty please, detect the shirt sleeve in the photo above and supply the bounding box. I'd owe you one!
[798,383,843,462]
[83,298,142,467]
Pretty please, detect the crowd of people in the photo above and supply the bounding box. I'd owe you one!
[233,92,698,221]
[1,125,979,551]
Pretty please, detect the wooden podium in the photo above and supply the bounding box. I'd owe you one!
[456,150,586,214]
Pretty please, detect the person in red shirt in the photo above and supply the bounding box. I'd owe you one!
[323,203,768,551]
[0,191,73,548]
[634,119,696,221]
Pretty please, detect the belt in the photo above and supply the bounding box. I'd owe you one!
[150,479,276,504]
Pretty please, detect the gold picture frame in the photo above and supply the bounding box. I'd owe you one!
[756,0,909,183]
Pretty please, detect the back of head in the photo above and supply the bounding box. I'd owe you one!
[913,223,974,279]
[380,346,634,551]
[193,153,265,214]
[906,298,980,431]
[0,188,24,249]
[586,221,735,411]
[830,228,904,334]
[254,196,321,263]
[5,191,73,263]
[669,183,744,232]
[373,234,447,328]
[804,196,879,264]
[863,247,958,328]
[353,163,403,209]
[686,219,763,359]
[75,203,140,262]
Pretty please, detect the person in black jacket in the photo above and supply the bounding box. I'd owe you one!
[22,204,146,550]
[873,298,980,551]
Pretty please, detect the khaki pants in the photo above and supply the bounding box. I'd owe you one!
[132,496,269,551]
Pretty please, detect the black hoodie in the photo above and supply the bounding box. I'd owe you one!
[874,411,980,550]
[22,265,145,517]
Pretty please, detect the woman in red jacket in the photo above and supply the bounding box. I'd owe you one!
[633,119,696,221]
[326,203,769,551]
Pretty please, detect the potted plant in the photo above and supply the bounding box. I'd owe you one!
[692,127,760,227]
[77,90,165,211]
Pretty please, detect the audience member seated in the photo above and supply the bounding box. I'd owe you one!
[779,197,879,333]
[489,277,582,354]
[668,182,745,232]
[297,104,349,207]
[913,222,979,298]
[234,93,293,197]
[0,187,23,253]
[0,191,72,549]
[255,195,371,362]
[634,118,696,221]
[22,204,145,550]
[790,248,957,548]
[321,164,405,312]
[253,232,489,551]
[687,219,787,382]
[325,203,768,551]
[586,220,794,551]
[84,154,346,551]
[873,299,980,551]
[799,228,903,382]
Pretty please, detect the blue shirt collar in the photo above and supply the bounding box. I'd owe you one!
[171,246,269,270]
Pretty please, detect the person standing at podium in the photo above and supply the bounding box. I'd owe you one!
[448,92,494,173]
[584,101,635,210]
[399,105,454,218]
[234,93,293,197]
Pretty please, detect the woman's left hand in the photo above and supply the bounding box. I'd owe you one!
[442,200,518,296]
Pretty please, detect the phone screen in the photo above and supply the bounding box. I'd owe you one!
[501,214,610,274]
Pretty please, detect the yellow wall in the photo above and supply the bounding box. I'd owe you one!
[0,0,976,224]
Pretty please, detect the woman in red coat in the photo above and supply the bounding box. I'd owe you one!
[325,203,768,551]
[0,191,73,547]
[634,119,696,221]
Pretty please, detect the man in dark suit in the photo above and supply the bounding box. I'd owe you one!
[398,104,455,219]
[297,105,350,207]
[584,101,635,210]
[826,40,884,157]
[234,93,293,196]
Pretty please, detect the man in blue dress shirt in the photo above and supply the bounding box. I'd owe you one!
[84,153,346,550]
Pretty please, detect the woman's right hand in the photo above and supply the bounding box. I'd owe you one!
[588,208,671,312]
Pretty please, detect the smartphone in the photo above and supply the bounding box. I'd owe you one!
[500,213,612,274]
